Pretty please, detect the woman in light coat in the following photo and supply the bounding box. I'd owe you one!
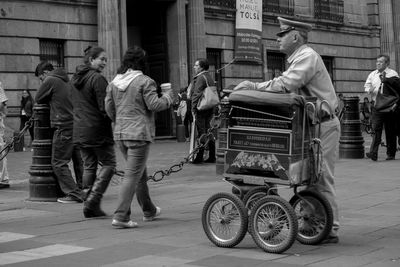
[105,46,173,228]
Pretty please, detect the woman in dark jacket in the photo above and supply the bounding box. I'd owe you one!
[71,46,116,218]
[20,90,34,146]
[191,58,216,164]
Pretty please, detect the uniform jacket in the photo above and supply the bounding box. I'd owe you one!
[70,65,113,147]
[258,44,338,115]
[35,68,73,128]
[105,69,172,142]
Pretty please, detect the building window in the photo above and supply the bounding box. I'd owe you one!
[263,0,294,16]
[314,0,344,23]
[207,49,222,91]
[267,52,285,80]
[39,39,65,68]
[322,56,334,84]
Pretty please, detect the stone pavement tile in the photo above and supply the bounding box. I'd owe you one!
[158,245,230,262]
[307,255,382,267]
[102,255,190,267]
[272,246,341,266]
[0,209,57,223]
[189,254,268,267]
[0,238,49,253]
[363,259,400,267]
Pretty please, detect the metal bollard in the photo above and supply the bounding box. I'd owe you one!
[339,96,365,158]
[28,104,59,201]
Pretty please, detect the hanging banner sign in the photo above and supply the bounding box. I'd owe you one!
[234,0,263,63]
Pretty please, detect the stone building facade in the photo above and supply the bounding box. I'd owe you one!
[0,0,396,137]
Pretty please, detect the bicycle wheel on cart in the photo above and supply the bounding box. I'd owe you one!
[248,195,298,254]
[202,192,248,248]
[289,190,333,245]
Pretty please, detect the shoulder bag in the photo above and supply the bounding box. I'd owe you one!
[197,75,220,111]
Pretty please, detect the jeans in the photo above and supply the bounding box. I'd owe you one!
[52,127,81,199]
[307,117,340,237]
[113,141,156,222]
[80,145,116,189]
[72,146,83,189]
[0,118,8,184]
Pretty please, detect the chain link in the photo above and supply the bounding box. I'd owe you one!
[0,116,34,161]
[148,113,221,182]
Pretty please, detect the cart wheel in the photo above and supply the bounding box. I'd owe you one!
[243,186,270,212]
[289,190,333,245]
[249,196,297,254]
[202,192,248,248]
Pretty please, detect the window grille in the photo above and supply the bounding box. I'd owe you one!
[39,39,65,68]
[314,0,344,23]
[204,0,294,16]
[207,49,222,91]
[267,52,285,80]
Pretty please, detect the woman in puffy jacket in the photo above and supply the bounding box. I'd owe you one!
[71,46,116,218]
[105,46,173,228]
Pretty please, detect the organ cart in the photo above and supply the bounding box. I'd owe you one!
[201,89,334,254]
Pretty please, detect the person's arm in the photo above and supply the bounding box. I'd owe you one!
[0,82,8,115]
[142,78,172,112]
[104,84,116,122]
[259,52,317,93]
[35,78,53,104]
[191,75,207,113]
[92,75,109,117]
[364,72,374,94]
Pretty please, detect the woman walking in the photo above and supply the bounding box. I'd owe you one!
[105,46,173,228]
[71,46,116,218]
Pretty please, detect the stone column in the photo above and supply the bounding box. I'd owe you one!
[378,0,396,69]
[392,0,400,71]
[187,0,206,80]
[97,0,127,82]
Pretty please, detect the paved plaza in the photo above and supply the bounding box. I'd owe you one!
[0,134,399,267]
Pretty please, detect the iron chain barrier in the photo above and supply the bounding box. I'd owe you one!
[0,116,34,161]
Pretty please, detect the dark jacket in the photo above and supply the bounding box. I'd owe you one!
[381,76,400,112]
[35,68,73,128]
[70,65,113,147]
[191,71,215,113]
[21,96,33,117]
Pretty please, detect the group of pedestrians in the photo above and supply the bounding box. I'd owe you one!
[34,46,173,228]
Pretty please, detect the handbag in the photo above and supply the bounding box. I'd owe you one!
[375,82,399,112]
[197,75,220,111]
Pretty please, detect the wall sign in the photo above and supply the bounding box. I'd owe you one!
[234,0,263,63]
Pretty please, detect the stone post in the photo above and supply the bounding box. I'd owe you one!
[339,96,365,158]
[28,104,59,201]
[187,0,206,80]
[97,0,127,81]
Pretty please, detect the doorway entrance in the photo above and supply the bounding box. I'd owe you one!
[126,1,173,137]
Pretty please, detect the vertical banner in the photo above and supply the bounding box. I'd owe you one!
[235,0,263,63]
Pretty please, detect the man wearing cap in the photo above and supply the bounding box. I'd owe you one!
[235,17,340,244]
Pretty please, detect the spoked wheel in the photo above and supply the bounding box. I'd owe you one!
[243,186,270,212]
[289,190,333,245]
[202,192,248,248]
[249,196,297,254]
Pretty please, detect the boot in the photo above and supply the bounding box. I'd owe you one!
[83,166,115,218]
[192,148,204,164]
[81,171,96,201]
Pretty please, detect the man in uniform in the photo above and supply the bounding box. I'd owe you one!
[236,17,340,244]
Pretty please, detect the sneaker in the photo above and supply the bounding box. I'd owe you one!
[112,219,138,229]
[57,195,82,204]
[0,183,10,189]
[143,207,161,222]
[320,235,339,244]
